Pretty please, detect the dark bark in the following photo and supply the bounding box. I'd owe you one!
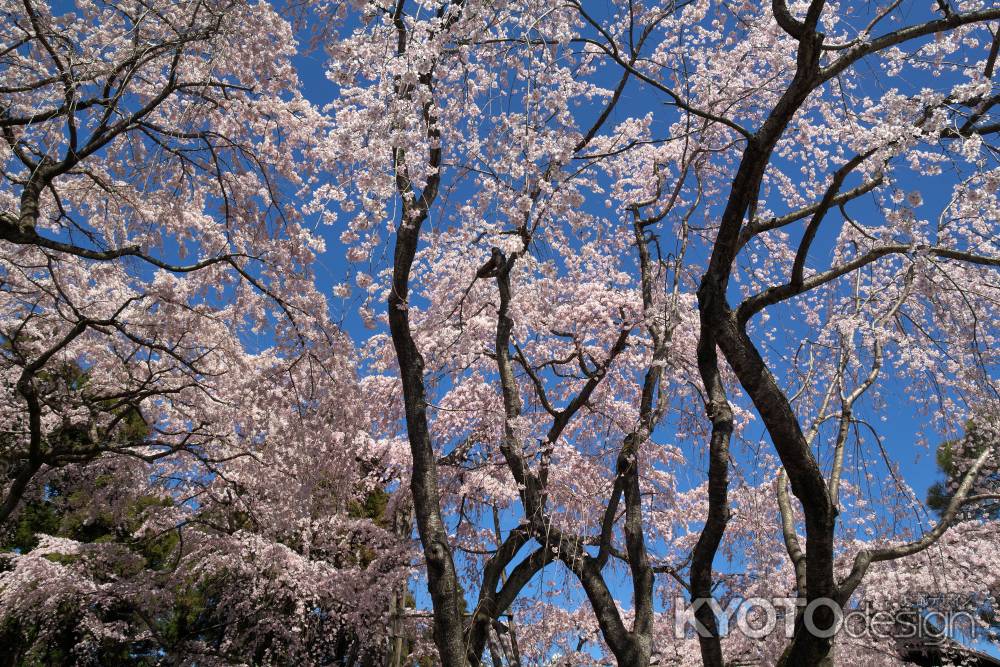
[694,3,839,662]
[688,299,733,667]
[388,217,468,666]
[384,1,479,661]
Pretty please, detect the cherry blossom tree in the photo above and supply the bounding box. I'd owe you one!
[0,0,328,523]
[0,349,414,664]
[4,0,1000,665]
[1,1,412,665]
[311,0,1000,665]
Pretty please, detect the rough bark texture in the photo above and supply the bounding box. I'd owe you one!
[388,216,468,666]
